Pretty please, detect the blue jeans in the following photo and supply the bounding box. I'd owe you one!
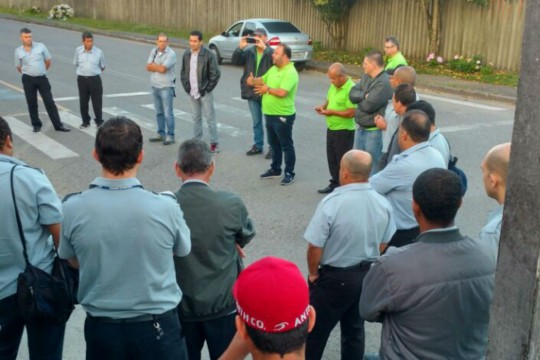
[247,99,264,150]
[0,294,66,360]
[188,92,219,144]
[354,129,382,175]
[85,310,188,360]
[266,114,296,175]
[152,86,175,138]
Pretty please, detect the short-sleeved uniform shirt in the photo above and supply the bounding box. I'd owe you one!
[262,62,298,116]
[73,45,105,76]
[147,46,177,88]
[429,129,451,165]
[325,78,357,131]
[14,42,51,76]
[59,177,191,318]
[0,155,61,300]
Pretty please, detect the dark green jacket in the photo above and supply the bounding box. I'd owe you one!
[174,181,255,321]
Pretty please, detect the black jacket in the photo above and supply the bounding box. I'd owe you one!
[231,45,274,101]
[349,71,392,128]
[180,46,221,96]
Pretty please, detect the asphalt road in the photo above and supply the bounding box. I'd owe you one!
[0,18,514,360]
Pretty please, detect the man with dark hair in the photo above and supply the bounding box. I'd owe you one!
[173,139,255,360]
[59,117,192,360]
[0,116,66,359]
[314,63,357,194]
[370,110,446,249]
[181,30,221,153]
[220,257,316,360]
[232,28,274,157]
[304,150,395,360]
[74,31,105,129]
[251,44,299,185]
[383,36,408,74]
[361,168,496,359]
[147,32,177,145]
[349,50,392,175]
[15,28,70,132]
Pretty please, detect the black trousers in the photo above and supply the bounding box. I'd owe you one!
[326,129,355,186]
[385,226,420,251]
[306,262,371,360]
[22,74,62,128]
[77,75,103,125]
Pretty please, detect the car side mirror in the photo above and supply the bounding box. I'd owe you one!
[221,31,228,37]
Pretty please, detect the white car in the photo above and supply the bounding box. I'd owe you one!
[208,18,313,71]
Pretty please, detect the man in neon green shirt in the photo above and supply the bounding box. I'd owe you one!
[249,44,299,186]
[314,63,356,194]
[384,36,408,75]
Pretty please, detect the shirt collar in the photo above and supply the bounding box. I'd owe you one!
[181,179,209,187]
[90,177,142,189]
[400,141,431,157]
[335,182,371,193]
[0,154,25,166]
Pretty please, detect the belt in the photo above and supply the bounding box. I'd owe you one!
[87,308,176,324]
[320,260,373,272]
[22,74,46,78]
[77,74,100,78]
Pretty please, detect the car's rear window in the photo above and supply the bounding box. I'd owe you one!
[262,22,301,33]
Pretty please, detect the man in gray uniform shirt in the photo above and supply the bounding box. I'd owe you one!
[304,150,395,360]
[361,168,496,359]
[59,117,191,360]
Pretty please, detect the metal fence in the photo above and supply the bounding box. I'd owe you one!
[4,0,524,70]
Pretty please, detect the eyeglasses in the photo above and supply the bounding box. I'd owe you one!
[384,45,396,49]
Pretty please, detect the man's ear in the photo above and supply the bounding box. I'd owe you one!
[174,161,182,178]
[92,148,99,163]
[137,149,144,164]
[412,199,422,222]
[236,316,250,341]
[307,305,316,333]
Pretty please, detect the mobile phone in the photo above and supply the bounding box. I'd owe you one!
[246,37,257,44]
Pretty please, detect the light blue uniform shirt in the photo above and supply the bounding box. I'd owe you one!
[0,155,61,300]
[59,177,191,318]
[73,45,105,76]
[429,128,451,165]
[381,101,400,151]
[14,42,51,76]
[147,46,177,88]
[370,142,446,230]
[479,205,503,257]
[304,183,396,267]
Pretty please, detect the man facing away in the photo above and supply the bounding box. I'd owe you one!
[314,63,357,194]
[232,28,274,157]
[173,139,255,360]
[59,117,192,360]
[349,50,392,175]
[480,142,511,253]
[74,31,105,129]
[181,30,221,153]
[361,168,496,359]
[219,257,316,360]
[0,116,66,359]
[15,27,70,132]
[383,36,408,75]
[304,150,395,360]
[147,32,177,145]
[251,44,299,186]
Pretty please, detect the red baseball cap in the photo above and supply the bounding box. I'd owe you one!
[233,257,310,333]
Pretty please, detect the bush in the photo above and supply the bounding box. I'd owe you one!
[25,6,41,14]
[48,4,74,20]
[448,54,483,73]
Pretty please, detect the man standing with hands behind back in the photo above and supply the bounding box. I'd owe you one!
[232,28,274,157]
[74,31,105,129]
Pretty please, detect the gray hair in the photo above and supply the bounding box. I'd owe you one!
[177,139,213,175]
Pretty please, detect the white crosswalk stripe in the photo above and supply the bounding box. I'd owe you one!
[102,107,157,131]
[4,116,79,159]
[60,111,98,137]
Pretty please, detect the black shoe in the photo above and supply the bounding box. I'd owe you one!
[55,125,71,132]
[32,126,41,133]
[260,168,281,179]
[246,145,263,156]
[317,185,336,194]
[95,120,104,128]
[79,123,91,129]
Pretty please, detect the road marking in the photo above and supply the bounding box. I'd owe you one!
[440,120,513,133]
[141,104,247,137]
[102,107,156,131]
[59,111,97,137]
[4,116,79,159]
[55,91,151,102]
[418,93,507,111]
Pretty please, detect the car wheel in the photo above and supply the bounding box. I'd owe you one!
[209,45,222,65]
[295,62,307,72]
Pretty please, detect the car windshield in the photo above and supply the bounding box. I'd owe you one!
[262,22,301,33]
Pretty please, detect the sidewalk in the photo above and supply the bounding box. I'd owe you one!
[4,14,517,105]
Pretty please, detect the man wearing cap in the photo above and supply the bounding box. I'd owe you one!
[173,138,255,360]
[361,168,496,359]
[220,257,316,360]
[232,28,274,158]
[304,150,395,360]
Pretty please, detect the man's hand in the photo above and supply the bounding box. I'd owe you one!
[239,36,248,50]
[374,114,387,130]
[235,244,246,258]
[315,105,324,114]
[246,72,255,87]
[308,273,319,284]
[254,83,268,96]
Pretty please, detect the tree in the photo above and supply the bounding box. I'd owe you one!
[309,0,358,50]
[419,0,488,55]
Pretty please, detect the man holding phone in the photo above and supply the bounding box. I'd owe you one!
[232,28,274,157]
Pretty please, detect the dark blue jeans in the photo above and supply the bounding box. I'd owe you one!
[265,114,296,175]
[0,293,66,360]
[181,313,236,360]
[85,309,188,360]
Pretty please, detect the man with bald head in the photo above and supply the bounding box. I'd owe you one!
[480,143,511,251]
[315,62,357,194]
[304,150,395,360]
